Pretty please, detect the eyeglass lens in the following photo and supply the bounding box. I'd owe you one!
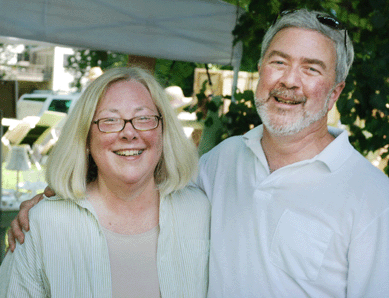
[96,116,160,132]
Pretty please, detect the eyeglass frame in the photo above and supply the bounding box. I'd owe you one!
[272,10,348,52]
[93,115,162,133]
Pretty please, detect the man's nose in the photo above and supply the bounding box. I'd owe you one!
[279,66,302,89]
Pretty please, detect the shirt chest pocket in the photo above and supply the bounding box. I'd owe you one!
[270,209,333,281]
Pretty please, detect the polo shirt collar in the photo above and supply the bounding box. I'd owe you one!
[243,125,354,173]
[243,125,268,169]
[314,126,354,172]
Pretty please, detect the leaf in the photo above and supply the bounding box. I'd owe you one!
[204,117,214,127]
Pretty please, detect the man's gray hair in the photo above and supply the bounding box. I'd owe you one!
[259,9,354,84]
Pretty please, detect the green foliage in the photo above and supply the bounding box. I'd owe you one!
[66,51,197,96]
[232,0,389,175]
[221,90,262,140]
[154,59,197,96]
[187,82,261,150]
[66,50,128,90]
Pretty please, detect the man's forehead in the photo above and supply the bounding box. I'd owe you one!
[264,27,337,66]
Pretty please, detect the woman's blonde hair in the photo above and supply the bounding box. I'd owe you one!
[46,66,198,200]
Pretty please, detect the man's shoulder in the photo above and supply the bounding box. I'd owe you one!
[198,133,258,183]
[349,150,389,184]
[164,186,211,237]
[212,134,246,150]
[168,186,210,213]
[200,135,246,162]
[344,150,389,206]
[329,128,389,190]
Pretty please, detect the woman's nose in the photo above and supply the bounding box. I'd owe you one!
[120,121,140,140]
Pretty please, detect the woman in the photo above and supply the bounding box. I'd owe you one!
[0,67,210,297]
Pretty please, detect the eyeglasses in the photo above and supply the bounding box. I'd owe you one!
[93,115,162,133]
[272,10,348,51]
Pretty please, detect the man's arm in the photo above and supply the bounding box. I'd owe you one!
[7,187,55,252]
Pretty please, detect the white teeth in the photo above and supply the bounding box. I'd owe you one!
[115,149,143,156]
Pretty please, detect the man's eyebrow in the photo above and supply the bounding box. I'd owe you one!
[267,50,327,70]
[267,50,290,60]
[302,58,327,70]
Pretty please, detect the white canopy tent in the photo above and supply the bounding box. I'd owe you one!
[0,0,242,67]
[0,0,244,206]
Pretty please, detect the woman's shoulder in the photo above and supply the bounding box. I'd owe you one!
[29,196,87,223]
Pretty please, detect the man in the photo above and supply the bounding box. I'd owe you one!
[6,8,389,298]
[197,9,389,297]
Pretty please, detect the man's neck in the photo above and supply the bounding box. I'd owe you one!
[261,122,335,172]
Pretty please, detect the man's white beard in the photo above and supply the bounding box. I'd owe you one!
[255,89,332,136]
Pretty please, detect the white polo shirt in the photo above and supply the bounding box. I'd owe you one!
[198,125,389,298]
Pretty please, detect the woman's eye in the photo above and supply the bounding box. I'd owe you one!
[104,118,119,123]
[138,116,152,121]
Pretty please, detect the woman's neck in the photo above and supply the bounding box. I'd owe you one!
[86,178,160,235]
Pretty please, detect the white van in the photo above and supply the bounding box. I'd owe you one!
[17,91,81,120]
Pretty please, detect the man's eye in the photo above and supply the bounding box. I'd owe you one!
[306,67,321,75]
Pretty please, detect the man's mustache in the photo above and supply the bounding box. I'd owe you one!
[269,88,307,104]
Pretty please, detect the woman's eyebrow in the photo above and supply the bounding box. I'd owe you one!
[99,108,119,113]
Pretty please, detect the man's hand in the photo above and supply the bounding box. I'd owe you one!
[7,186,55,252]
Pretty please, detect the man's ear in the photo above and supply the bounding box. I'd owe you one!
[328,81,345,111]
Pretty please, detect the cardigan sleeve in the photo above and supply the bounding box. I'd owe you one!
[0,228,47,298]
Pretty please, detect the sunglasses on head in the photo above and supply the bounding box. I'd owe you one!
[272,10,348,52]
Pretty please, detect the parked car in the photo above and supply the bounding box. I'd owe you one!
[17,91,81,120]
